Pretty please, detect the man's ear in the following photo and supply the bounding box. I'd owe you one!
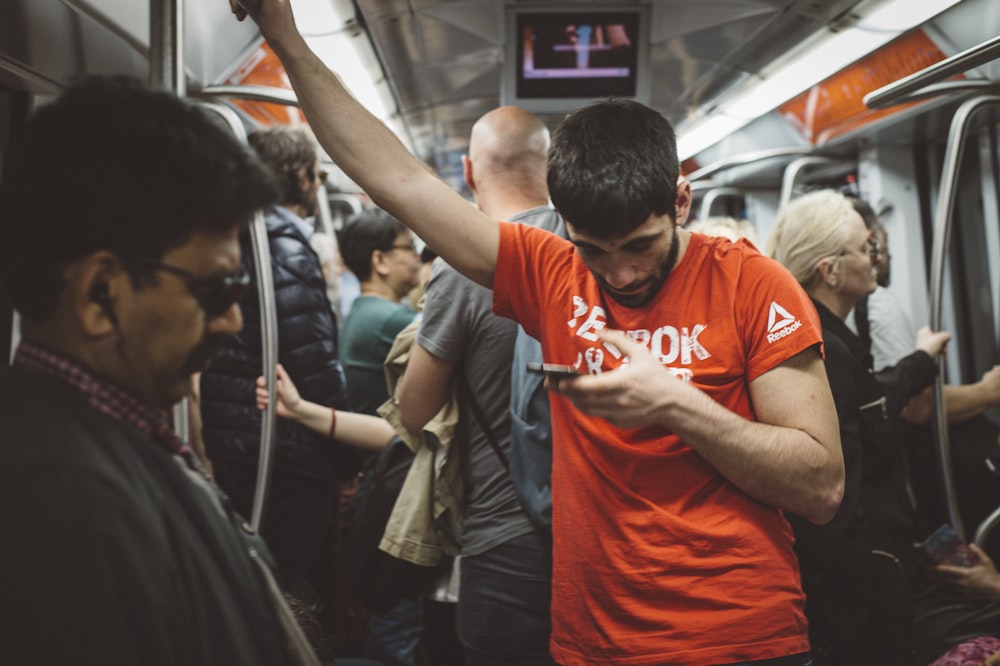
[674,176,692,227]
[70,251,125,338]
[298,167,312,195]
[462,154,475,193]
[371,248,391,279]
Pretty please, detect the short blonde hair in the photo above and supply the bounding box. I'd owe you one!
[767,189,856,287]
[686,216,757,245]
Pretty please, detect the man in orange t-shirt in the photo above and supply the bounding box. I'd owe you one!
[494,224,824,664]
[235,4,845,662]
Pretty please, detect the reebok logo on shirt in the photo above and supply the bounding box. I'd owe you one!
[766,301,802,344]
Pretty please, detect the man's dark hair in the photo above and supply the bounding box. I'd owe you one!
[336,208,408,282]
[547,98,679,238]
[247,126,319,208]
[846,195,880,231]
[0,76,277,321]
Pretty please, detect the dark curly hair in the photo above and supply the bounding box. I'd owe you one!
[548,98,679,239]
[0,76,278,320]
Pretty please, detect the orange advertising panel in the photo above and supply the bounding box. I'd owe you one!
[681,158,701,178]
[226,42,306,126]
[779,30,954,145]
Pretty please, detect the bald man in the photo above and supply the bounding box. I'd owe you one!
[397,107,561,666]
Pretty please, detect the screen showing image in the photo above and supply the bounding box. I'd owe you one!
[516,11,640,99]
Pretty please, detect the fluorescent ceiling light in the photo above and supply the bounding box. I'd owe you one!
[676,0,964,159]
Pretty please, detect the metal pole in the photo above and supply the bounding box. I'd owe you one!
[927,95,1000,541]
[149,0,185,95]
[197,102,280,532]
[151,0,189,441]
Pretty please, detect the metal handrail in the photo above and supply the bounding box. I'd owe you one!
[974,504,1000,547]
[864,34,1000,110]
[194,84,300,107]
[874,80,1000,109]
[197,101,280,533]
[685,147,814,183]
[780,157,854,209]
[698,187,744,222]
[927,94,1000,542]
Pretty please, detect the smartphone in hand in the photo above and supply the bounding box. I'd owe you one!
[526,362,582,379]
[920,524,980,567]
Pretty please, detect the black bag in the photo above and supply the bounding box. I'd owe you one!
[914,584,1000,663]
[345,436,435,613]
[949,414,1000,537]
[909,414,1000,547]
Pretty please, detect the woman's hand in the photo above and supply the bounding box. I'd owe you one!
[256,363,302,420]
[914,325,951,358]
[935,544,1000,601]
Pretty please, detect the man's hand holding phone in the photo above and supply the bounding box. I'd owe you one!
[526,362,582,380]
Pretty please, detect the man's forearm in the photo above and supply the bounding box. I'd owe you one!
[662,387,844,525]
[259,10,500,287]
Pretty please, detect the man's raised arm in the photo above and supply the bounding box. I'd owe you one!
[230,0,498,287]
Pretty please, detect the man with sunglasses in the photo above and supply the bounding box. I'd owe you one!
[0,77,323,664]
[200,125,358,604]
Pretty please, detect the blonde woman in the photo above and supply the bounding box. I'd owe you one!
[769,189,952,664]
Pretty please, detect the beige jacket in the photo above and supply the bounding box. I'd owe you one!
[377,320,464,566]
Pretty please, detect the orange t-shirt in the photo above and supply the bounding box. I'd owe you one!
[493,224,822,665]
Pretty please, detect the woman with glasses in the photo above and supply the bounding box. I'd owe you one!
[768,188,952,665]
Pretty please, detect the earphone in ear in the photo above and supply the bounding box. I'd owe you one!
[89,282,118,325]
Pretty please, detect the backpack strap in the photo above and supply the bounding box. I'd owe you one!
[457,371,508,470]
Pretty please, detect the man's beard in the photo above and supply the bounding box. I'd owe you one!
[600,226,680,309]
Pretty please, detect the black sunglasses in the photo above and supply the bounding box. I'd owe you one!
[137,260,250,318]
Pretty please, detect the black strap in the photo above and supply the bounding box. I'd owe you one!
[855,293,874,371]
[457,371,508,471]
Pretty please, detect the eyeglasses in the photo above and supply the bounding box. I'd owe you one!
[841,236,881,262]
[387,242,418,253]
[137,260,250,317]
[309,168,329,184]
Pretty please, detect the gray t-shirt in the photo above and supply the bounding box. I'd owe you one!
[416,206,560,556]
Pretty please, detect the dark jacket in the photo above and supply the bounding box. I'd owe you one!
[0,367,298,666]
[201,205,356,480]
[791,298,937,666]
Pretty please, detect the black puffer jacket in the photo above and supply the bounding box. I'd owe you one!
[200,206,356,480]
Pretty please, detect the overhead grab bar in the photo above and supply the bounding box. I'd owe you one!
[698,187,744,222]
[197,101,280,533]
[874,80,1000,109]
[927,94,1000,542]
[864,34,1000,110]
[685,148,814,183]
[780,157,854,210]
[195,84,300,107]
